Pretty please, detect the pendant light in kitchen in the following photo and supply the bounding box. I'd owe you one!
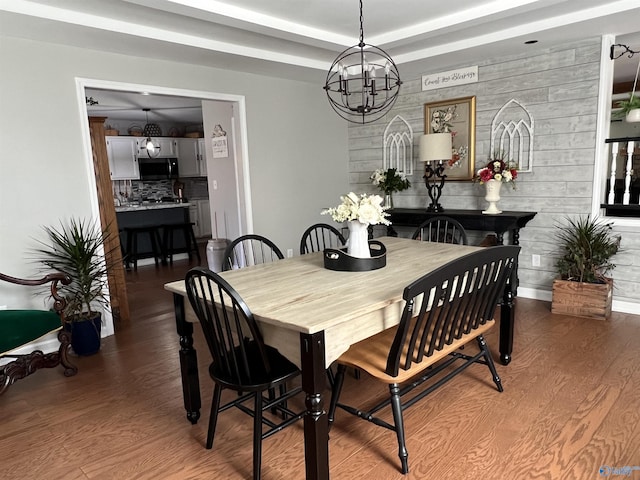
[142,108,162,158]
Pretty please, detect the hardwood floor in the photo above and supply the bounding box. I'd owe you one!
[2,250,639,479]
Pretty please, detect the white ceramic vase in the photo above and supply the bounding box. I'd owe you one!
[347,220,370,258]
[482,179,503,215]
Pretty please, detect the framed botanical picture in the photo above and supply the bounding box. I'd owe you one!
[424,96,476,181]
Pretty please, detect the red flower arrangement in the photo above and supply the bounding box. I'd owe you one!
[474,154,518,189]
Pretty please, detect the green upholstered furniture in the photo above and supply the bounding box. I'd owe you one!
[0,272,78,395]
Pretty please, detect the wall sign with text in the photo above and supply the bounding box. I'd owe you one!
[421,66,478,92]
[211,124,228,158]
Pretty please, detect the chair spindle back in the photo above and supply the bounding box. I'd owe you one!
[299,223,346,254]
[411,216,468,245]
[386,246,519,376]
[185,267,272,384]
[222,234,284,271]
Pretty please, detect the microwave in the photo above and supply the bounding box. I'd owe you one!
[138,157,179,181]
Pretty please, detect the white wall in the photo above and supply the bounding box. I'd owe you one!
[0,35,349,312]
[201,100,240,240]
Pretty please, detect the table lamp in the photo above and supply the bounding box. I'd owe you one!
[419,133,452,212]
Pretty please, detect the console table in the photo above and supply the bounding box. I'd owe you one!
[386,208,537,245]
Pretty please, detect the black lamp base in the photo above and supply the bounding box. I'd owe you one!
[426,202,445,212]
[424,163,447,213]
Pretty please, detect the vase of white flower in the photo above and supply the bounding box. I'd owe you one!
[322,192,390,258]
[346,220,370,258]
[370,168,410,210]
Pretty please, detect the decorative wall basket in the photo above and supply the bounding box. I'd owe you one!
[128,125,143,136]
[323,241,386,272]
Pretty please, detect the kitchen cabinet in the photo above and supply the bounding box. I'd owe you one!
[176,138,207,177]
[137,137,177,158]
[106,136,139,180]
[198,139,207,176]
[198,199,212,237]
[189,199,212,238]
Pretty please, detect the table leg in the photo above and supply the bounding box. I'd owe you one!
[174,293,201,424]
[300,332,330,480]
[499,277,515,366]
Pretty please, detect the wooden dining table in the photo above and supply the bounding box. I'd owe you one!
[164,236,519,479]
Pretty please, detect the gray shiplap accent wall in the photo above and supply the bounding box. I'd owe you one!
[347,37,640,306]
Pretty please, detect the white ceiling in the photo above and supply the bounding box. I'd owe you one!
[2,0,639,124]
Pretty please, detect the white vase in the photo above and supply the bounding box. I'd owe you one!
[626,108,640,123]
[482,179,502,215]
[384,193,393,209]
[346,220,370,258]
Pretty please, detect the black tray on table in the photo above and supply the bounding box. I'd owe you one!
[323,240,386,272]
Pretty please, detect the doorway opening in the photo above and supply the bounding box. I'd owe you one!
[76,78,253,335]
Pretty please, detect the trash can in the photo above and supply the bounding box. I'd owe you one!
[206,238,229,272]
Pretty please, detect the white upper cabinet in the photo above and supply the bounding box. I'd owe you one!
[106,136,139,180]
[176,138,207,177]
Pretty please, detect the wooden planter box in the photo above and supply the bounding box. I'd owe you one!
[551,278,613,320]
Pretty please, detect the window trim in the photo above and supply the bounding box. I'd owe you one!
[593,35,640,227]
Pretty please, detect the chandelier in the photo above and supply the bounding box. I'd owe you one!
[323,0,402,124]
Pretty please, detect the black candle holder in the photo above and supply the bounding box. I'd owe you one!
[423,162,447,212]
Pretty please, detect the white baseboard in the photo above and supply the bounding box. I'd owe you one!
[0,328,111,365]
[517,287,552,302]
[518,287,639,315]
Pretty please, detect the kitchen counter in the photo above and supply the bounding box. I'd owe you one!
[115,202,191,213]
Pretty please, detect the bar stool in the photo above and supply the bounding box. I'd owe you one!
[123,226,164,271]
[161,222,201,265]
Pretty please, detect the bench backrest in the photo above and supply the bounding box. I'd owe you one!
[385,246,520,377]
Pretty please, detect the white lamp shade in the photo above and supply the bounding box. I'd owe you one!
[419,133,452,162]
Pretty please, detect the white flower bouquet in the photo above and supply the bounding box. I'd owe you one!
[322,192,390,226]
[370,168,411,194]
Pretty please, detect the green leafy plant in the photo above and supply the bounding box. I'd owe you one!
[370,168,411,194]
[614,93,640,118]
[554,216,621,284]
[34,218,116,321]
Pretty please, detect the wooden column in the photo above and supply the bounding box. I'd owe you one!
[88,116,130,326]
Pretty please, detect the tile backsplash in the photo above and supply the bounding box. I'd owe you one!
[112,178,208,203]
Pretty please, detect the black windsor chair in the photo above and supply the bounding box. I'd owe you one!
[185,267,306,480]
[299,223,346,254]
[411,216,469,245]
[222,234,284,271]
[327,246,520,474]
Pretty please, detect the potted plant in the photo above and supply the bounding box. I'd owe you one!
[34,218,115,355]
[614,93,640,123]
[370,167,411,209]
[551,215,621,320]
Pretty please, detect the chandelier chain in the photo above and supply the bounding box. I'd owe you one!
[358,0,364,47]
[632,56,640,100]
